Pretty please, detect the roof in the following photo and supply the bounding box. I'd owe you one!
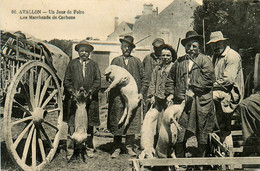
[125,22,134,30]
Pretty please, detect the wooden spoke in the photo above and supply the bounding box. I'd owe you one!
[41,89,58,109]
[13,121,33,149]
[39,125,53,149]
[47,108,61,114]
[37,129,46,161]
[35,68,43,107]
[21,83,33,111]
[29,69,35,108]
[11,116,33,127]
[13,99,31,115]
[32,129,37,168]
[38,76,52,107]
[22,124,35,162]
[43,121,59,132]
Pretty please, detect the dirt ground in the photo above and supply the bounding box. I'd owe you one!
[1,120,141,171]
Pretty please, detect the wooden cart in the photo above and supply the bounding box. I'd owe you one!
[1,31,70,170]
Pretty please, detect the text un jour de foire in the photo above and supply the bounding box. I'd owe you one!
[11,9,85,20]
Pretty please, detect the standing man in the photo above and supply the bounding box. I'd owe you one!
[63,40,101,160]
[207,31,244,148]
[167,31,216,158]
[107,35,148,158]
[140,44,177,159]
[142,38,165,114]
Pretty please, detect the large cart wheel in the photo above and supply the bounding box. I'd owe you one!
[3,61,63,171]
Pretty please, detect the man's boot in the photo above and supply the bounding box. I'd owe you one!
[111,136,122,159]
[126,135,137,157]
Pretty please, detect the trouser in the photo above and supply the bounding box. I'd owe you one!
[67,126,94,155]
[213,90,233,148]
[113,134,135,149]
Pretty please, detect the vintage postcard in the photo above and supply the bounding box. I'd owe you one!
[1,0,260,170]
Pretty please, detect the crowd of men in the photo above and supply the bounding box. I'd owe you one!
[62,30,260,166]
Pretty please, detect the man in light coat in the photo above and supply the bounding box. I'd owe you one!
[208,31,244,149]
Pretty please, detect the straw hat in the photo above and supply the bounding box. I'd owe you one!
[207,31,228,44]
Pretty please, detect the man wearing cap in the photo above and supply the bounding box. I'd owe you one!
[166,31,216,159]
[207,31,244,148]
[63,40,101,161]
[107,35,148,158]
[142,38,165,114]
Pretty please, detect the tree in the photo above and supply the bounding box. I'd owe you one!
[48,39,73,59]
[193,0,260,55]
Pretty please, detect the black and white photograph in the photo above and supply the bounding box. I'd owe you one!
[1,0,260,170]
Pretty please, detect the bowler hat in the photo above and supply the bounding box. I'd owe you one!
[207,31,228,44]
[75,40,94,52]
[152,38,165,47]
[119,35,136,48]
[181,31,203,46]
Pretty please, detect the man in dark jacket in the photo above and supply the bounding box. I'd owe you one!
[63,40,101,160]
[235,83,260,156]
[142,38,165,114]
[166,31,216,158]
[107,35,148,158]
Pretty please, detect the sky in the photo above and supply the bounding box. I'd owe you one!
[0,0,202,41]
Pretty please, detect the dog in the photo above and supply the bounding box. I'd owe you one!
[104,65,142,129]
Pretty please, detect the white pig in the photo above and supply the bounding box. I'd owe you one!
[70,88,88,144]
[104,65,142,129]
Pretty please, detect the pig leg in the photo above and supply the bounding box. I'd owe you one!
[118,97,129,128]
[139,108,159,159]
[104,78,120,93]
[171,117,182,131]
[170,123,179,170]
[118,107,128,128]
[156,110,175,158]
[123,107,133,128]
[123,98,139,128]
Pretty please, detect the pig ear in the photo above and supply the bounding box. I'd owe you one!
[104,71,111,76]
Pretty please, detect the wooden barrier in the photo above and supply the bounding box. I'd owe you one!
[129,157,260,171]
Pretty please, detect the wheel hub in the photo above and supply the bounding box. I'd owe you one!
[32,107,46,124]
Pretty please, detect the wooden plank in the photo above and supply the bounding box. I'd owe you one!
[254,53,260,88]
[231,130,243,136]
[233,147,243,153]
[8,45,42,59]
[0,53,28,62]
[129,157,260,166]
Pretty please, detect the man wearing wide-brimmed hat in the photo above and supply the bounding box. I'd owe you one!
[63,40,101,161]
[207,31,244,149]
[107,35,148,158]
[166,31,216,160]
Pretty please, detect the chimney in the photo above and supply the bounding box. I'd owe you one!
[153,7,158,16]
[142,3,153,15]
[114,17,119,31]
